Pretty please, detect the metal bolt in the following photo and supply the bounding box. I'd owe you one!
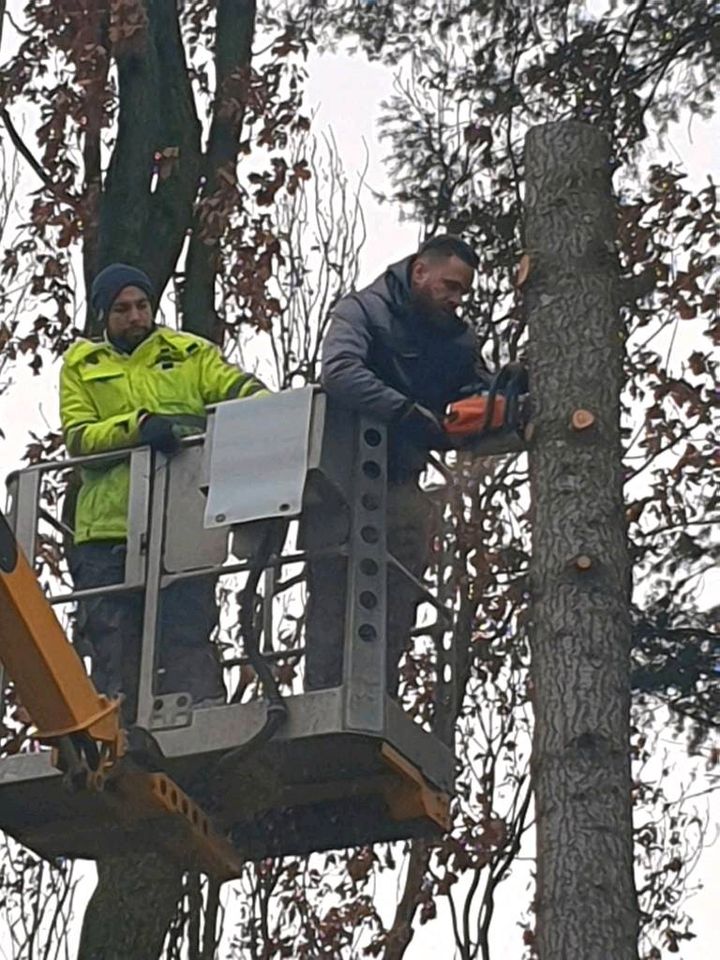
[215,513,226,523]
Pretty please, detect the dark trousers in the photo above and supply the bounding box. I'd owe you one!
[69,542,224,721]
[304,480,437,693]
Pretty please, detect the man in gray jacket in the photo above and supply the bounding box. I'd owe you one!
[306,235,490,692]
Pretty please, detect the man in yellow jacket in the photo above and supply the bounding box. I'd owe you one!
[61,263,266,719]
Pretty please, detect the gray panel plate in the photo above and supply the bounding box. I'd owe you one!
[165,444,228,572]
[204,388,314,527]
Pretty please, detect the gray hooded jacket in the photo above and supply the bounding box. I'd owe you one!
[321,256,490,479]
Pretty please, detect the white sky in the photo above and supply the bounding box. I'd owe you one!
[0,37,716,960]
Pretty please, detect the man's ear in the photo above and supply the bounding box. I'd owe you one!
[410,257,428,287]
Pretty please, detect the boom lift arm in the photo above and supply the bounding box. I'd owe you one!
[0,509,242,881]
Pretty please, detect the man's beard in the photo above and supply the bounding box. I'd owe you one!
[109,324,153,354]
[125,326,151,347]
[408,290,461,335]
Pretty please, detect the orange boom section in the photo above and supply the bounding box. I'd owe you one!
[0,511,123,752]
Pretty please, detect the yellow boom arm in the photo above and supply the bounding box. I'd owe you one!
[0,512,123,751]
[0,510,241,880]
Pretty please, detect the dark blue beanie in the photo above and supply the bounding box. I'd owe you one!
[91,264,156,317]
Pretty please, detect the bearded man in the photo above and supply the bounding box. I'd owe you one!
[60,263,267,718]
[306,235,491,692]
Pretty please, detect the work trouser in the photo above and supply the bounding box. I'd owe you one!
[304,479,438,693]
[69,542,225,722]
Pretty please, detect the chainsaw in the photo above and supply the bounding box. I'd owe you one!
[444,363,528,439]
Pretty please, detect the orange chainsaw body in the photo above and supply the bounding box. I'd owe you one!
[444,394,506,437]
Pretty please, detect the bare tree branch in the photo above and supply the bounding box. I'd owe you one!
[0,108,78,208]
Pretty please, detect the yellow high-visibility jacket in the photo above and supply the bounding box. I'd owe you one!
[60,325,266,543]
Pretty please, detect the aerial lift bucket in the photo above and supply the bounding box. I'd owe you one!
[0,388,527,868]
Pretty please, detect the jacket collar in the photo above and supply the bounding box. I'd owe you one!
[375,256,468,339]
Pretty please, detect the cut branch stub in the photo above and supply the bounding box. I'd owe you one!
[573,554,593,572]
[516,253,532,288]
[571,409,595,431]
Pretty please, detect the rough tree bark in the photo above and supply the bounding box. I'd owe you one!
[180,0,257,343]
[77,854,184,960]
[524,121,638,959]
[88,0,202,337]
[382,840,430,960]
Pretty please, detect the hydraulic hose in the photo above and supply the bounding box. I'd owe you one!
[211,518,289,779]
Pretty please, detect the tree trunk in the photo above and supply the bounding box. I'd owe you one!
[77,853,184,960]
[79,3,200,952]
[180,0,257,343]
[382,840,430,960]
[92,0,202,337]
[79,7,109,328]
[524,121,638,960]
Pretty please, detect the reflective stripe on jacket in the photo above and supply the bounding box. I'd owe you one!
[60,325,266,543]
